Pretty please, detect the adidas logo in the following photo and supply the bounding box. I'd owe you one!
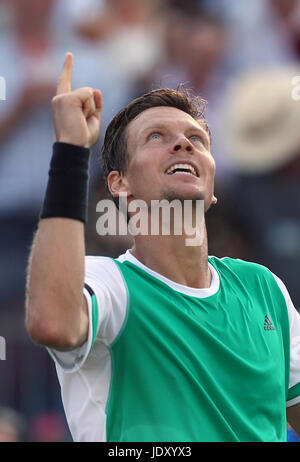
[264,315,275,331]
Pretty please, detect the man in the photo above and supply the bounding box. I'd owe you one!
[26,53,300,442]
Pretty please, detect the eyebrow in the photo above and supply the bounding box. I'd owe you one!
[139,123,169,137]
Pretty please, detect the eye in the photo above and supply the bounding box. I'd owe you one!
[189,135,202,143]
[149,132,162,140]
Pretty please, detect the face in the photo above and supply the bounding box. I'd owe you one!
[109,106,216,211]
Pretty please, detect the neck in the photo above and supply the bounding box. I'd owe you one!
[131,223,210,289]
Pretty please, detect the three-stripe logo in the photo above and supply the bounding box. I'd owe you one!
[264,315,275,331]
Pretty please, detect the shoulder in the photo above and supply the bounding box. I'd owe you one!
[84,255,128,341]
[84,255,127,294]
[85,255,121,276]
[210,255,294,308]
[208,255,272,277]
[209,255,288,296]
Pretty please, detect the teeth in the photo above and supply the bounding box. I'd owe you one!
[166,163,197,176]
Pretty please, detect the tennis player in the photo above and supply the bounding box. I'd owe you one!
[26,53,300,442]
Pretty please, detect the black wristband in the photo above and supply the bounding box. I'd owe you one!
[40,142,91,223]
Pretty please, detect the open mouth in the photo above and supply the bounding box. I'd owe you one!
[165,163,198,177]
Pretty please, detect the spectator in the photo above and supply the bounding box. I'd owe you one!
[0,0,128,304]
[0,0,128,429]
[0,406,26,442]
[0,0,57,307]
[73,0,164,84]
[268,0,300,58]
[220,66,300,309]
[27,411,70,442]
[202,0,297,72]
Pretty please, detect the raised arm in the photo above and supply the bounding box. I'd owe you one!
[25,53,102,350]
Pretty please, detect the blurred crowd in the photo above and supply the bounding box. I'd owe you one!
[0,0,300,441]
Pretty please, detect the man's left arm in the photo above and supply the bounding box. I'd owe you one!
[287,403,300,436]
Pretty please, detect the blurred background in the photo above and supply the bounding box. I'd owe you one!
[0,0,300,442]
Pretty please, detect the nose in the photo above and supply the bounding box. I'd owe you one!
[172,136,193,153]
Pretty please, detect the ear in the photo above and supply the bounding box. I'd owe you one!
[107,170,131,199]
[211,194,218,205]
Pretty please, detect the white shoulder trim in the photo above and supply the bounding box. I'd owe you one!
[272,273,295,327]
[286,396,300,408]
[48,256,128,373]
[84,256,128,346]
[272,272,300,397]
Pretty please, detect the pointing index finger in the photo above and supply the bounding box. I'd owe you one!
[57,52,74,95]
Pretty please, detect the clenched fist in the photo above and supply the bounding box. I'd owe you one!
[51,53,102,148]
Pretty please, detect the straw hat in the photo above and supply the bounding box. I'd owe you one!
[222,66,300,174]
